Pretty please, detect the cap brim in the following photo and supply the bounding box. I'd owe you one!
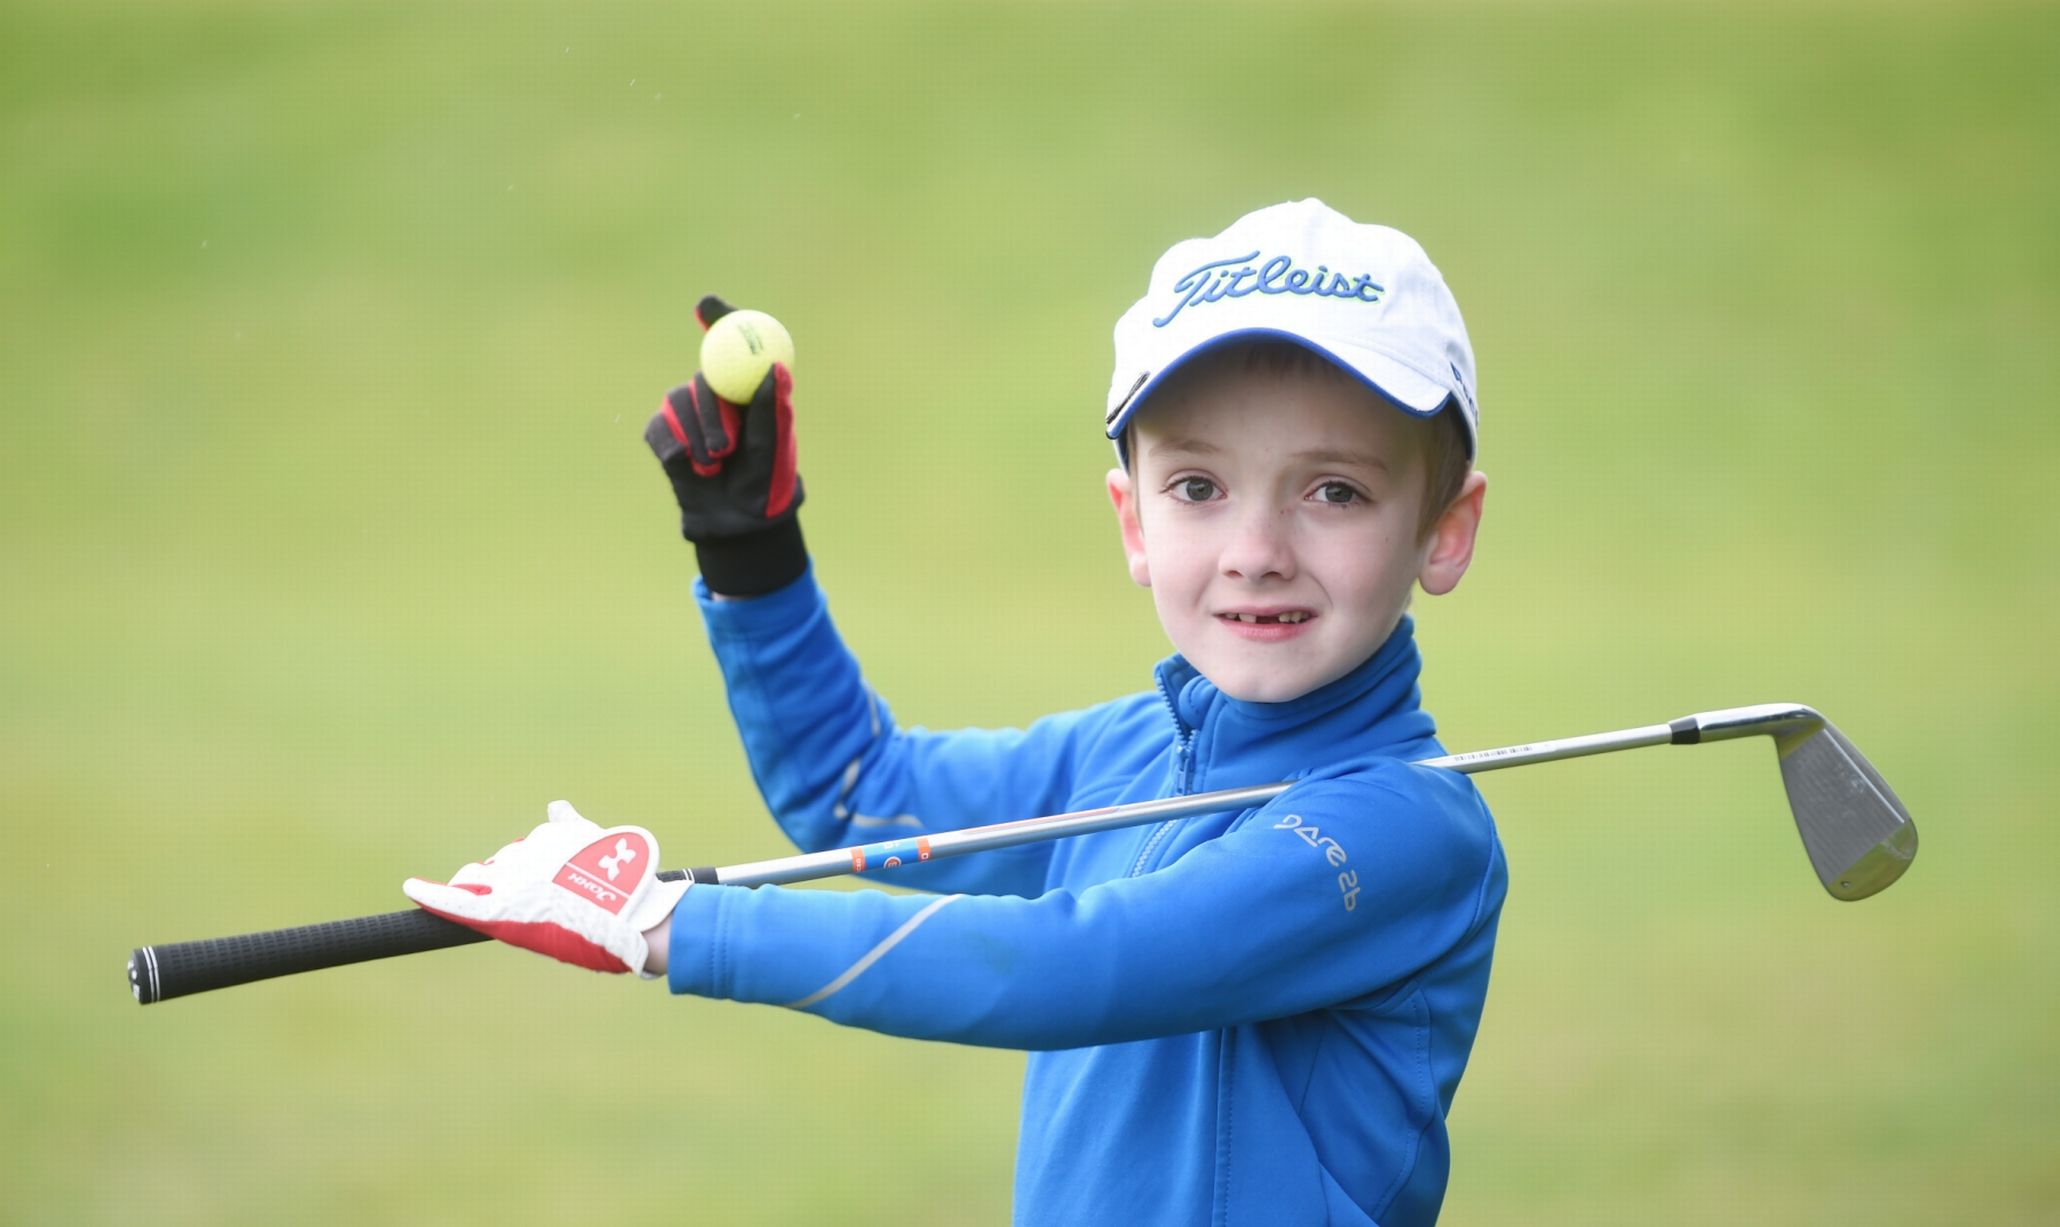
[1106,328,1458,447]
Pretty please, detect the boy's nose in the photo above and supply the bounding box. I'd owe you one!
[1220,506,1297,582]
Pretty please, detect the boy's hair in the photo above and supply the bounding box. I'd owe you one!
[1126,340,1473,541]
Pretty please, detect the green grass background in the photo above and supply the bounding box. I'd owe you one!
[4,1,2056,1221]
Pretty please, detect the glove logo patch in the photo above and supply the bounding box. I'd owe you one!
[599,838,637,881]
[553,831,651,916]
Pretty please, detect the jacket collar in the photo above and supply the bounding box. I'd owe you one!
[1152,616,1433,747]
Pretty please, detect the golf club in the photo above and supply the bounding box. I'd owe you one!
[127,702,1916,1005]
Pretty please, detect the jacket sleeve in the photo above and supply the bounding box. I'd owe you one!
[695,566,1119,899]
[666,762,1506,1050]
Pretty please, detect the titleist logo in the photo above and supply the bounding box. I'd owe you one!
[1154,251,1385,328]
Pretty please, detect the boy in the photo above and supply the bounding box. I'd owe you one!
[406,199,1506,1225]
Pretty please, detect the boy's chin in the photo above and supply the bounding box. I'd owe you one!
[1198,659,1343,705]
[1216,679,1317,704]
[1189,630,1397,704]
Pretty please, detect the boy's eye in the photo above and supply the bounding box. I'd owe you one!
[1313,481,1361,505]
[1170,476,1219,502]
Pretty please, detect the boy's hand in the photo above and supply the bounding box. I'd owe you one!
[403,801,688,978]
[644,294,805,548]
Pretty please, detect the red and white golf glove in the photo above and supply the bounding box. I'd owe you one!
[403,801,688,977]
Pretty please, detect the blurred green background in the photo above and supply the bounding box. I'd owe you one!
[4,1,2055,1222]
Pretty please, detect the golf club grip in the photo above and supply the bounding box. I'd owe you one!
[128,909,490,1005]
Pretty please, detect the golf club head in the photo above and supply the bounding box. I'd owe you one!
[1685,704,1918,900]
[1772,713,1919,900]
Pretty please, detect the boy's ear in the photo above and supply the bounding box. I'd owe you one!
[1419,471,1487,596]
[1106,468,1151,588]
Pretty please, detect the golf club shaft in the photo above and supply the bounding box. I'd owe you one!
[124,706,1797,1005]
[704,721,1692,888]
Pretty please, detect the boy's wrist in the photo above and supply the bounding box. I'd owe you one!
[694,518,808,597]
[641,910,673,977]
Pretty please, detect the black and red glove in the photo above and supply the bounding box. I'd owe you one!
[643,294,807,596]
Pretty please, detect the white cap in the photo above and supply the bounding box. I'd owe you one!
[1105,199,1478,460]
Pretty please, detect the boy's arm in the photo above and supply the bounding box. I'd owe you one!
[693,567,1104,898]
[643,303,1093,898]
[663,764,1506,1049]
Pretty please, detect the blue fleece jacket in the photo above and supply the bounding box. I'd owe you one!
[667,568,1506,1226]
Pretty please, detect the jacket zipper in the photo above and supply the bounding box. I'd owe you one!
[1131,674,1198,877]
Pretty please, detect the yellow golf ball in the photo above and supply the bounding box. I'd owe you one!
[700,309,795,403]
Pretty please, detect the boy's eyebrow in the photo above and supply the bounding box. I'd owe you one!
[1146,440,1392,473]
[1150,437,1224,458]
[1290,447,1392,474]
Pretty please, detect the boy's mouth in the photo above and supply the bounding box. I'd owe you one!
[1215,609,1317,640]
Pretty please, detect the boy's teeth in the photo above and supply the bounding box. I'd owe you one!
[1229,612,1309,624]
